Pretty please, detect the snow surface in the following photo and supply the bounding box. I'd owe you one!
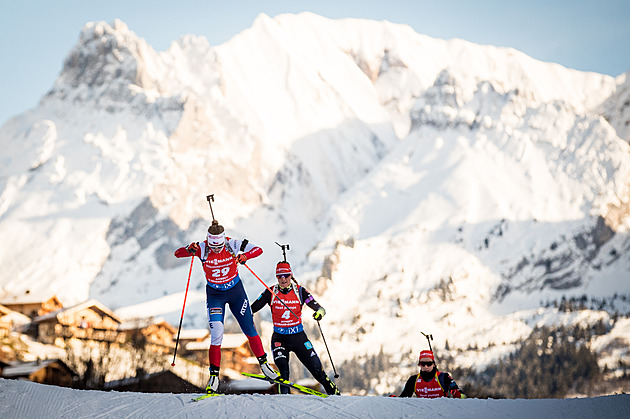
[1,379,629,419]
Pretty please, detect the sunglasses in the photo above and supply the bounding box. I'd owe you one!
[276,274,291,279]
[419,361,434,367]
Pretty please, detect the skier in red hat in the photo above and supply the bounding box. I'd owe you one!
[399,350,465,398]
[251,260,340,395]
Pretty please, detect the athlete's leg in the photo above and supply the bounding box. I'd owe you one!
[206,285,227,368]
[226,279,265,357]
[271,333,291,394]
[293,332,340,395]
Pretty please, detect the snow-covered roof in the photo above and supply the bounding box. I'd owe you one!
[32,299,120,324]
[0,309,31,326]
[118,317,176,333]
[185,333,248,351]
[0,293,63,306]
[2,359,76,378]
[176,329,210,341]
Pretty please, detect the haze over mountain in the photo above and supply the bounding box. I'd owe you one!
[1,12,629,391]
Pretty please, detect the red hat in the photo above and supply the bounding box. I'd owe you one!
[276,262,292,276]
[418,350,434,363]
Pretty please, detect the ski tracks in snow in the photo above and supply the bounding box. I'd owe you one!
[2,379,630,418]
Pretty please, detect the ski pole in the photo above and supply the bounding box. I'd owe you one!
[171,256,194,366]
[421,331,437,367]
[206,194,216,221]
[317,320,339,378]
[421,331,433,352]
[241,262,301,321]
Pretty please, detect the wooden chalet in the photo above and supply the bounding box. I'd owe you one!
[172,328,209,358]
[0,304,31,337]
[31,299,124,346]
[2,358,79,387]
[0,294,64,319]
[0,304,13,338]
[185,333,260,376]
[118,317,177,354]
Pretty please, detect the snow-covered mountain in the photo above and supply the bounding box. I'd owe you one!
[1,12,629,387]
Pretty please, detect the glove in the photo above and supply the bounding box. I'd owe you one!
[186,242,199,254]
[236,254,248,264]
[313,307,326,321]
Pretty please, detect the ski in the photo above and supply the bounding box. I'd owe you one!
[191,392,223,401]
[241,372,328,398]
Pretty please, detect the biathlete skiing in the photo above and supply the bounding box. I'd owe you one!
[174,201,279,395]
[251,245,340,396]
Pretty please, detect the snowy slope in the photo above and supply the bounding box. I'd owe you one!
[0,12,629,386]
[303,66,630,368]
[600,71,630,143]
[1,379,629,419]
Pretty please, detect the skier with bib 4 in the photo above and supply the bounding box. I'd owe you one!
[251,261,340,395]
[174,220,279,394]
[399,350,464,398]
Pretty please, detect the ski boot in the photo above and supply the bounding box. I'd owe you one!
[323,376,341,395]
[206,365,220,394]
[257,354,280,380]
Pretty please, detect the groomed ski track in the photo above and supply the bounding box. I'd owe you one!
[1,379,629,418]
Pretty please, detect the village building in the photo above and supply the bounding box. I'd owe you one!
[118,317,177,354]
[0,294,64,319]
[172,328,209,358]
[176,328,210,345]
[31,300,124,346]
[0,303,32,337]
[0,304,14,338]
[185,333,261,379]
[2,358,79,387]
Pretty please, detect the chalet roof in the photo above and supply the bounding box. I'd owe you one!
[0,304,11,316]
[186,333,248,351]
[176,329,210,341]
[32,299,120,324]
[0,303,32,326]
[0,308,31,326]
[2,359,78,378]
[0,293,63,306]
[118,317,176,333]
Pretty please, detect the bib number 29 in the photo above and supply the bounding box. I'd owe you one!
[211,267,230,277]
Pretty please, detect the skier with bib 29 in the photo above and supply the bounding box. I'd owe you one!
[251,260,340,395]
[174,220,279,394]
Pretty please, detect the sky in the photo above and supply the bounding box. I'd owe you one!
[0,0,629,127]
